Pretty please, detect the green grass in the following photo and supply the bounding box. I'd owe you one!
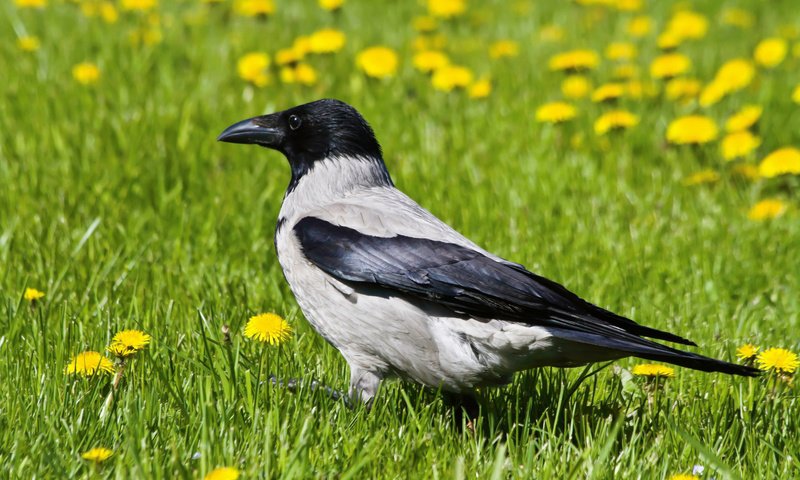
[2,0,799,478]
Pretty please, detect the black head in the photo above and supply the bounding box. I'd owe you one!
[218,99,385,186]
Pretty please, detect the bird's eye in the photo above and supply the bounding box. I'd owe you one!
[288,115,302,130]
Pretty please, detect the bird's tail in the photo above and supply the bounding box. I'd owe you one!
[631,346,760,376]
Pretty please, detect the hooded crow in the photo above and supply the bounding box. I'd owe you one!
[218,99,759,404]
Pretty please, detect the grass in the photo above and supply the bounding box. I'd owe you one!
[1,0,799,478]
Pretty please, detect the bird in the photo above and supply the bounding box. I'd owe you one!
[218,98,759,407]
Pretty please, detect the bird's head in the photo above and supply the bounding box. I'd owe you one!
[218,99,387,188]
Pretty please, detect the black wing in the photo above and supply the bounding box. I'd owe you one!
[293,217,759,376]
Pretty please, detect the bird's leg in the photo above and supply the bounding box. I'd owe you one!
[268,375,351,407]
[442,391,480,430]
[348,367,382,408]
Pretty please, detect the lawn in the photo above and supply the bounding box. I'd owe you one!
[1,0,799,478]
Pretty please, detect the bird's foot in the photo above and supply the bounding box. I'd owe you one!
[442,392,480,431]
[268,375,352,408]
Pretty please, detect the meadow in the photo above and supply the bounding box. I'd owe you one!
[2,0,800,478]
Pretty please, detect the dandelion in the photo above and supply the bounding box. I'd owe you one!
[698,80,728,107]
[14,0,47,7]
[65,351,115,376]
[614,0,641,12]
[632,364,675,377]
[650,53,691,79]
[205,467,240,480]
[757,347,799,374]
[281,63,317,86]
[17,35,40,52]
[714,58,755,92]
[275,48,302,66]
[758,147,800,178]
[560,75,591,99]
[612,63,639,80]
[489,40,519,59]
[535,102,577,124]
[413,50,449,73]
[356,46,398,78]
[668,475,699,480]
[747,199,787,221]
[722,8,754,29]
[725,105,762,132]
[107,329,151,358]
[722,131,761,161]
[539,25,565,43]
[318,0,343,11]
[292,36,312,58]
[683,169,720,186]
[81,447,113,463]
[548,49,599,72]
[431,65,473,92]
[24,287,45,302]
[121,0,156,11]
[427,0,465,19]
[666,115,718,145]
[244,313,292,345]
[793,84,800,104]
[736,344,759,361]
[237,52,270,87]
[233,0,274,17]
[626,15,652,37]
[594,110,638,135]
[72,62,100,85]
[665,77,701,101]
[667,10,708,41]
[605,42,637,61]
[467,79,491,99]
[754,38,788,68]
[412,16,437,33]
[733,164,759,180]
[591,83,625,103]
[308,28,345,54]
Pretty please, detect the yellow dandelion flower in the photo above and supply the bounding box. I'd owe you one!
[427,0,465,19]
[683,169,720,186]
[535,102,577,124]
[65,351,115,376]
[237,52,270,87]
[468,79,491,99]
[657,31,683,50]
[612,63,639,80]
[275,48,301,66]
[591,83,625,103]
[431,65,473,92]
[667,10,708,41]
[539,24,564,43]
[650,53,691,79]
[632,364,675,377]
[17,35,40,52]
[548,49,599,72]
[356,46,398,79]
[754,38,788,68]
[233,0,274,17]
[72,62,100,85]
[698,80,728,107]
[714,58,756,92]
[722,131,761,161]
[81,447,113,463]
[626,15,652,38]
[292,36,312,58]
[205,467,240,480]
[736,344,759,361]
[561,75,591,99]
[614,0,641,13]
[413,50,449,73]
[121,0,156,11]
[99,2,119,23]
[725,105,762,133]
[413,16,438,33]
[668,475,699,480]
[722,8,754,29]
[107,329,151,358]
[15,0,47,7]
[605,42,637,61]
[244,313,292,345]
[489,40,519,59]
[24,287,45,301]
[594,110,638,135]
[308,28,345,54]
[318,0,343,11]
[665,77,701,101]
[759,147,800,178]
[747,199,787,221]
[757,347,799,374]
[793,84,800,104]
[666,115,718,145]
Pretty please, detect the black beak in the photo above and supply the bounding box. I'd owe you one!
[217,114,284,148]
